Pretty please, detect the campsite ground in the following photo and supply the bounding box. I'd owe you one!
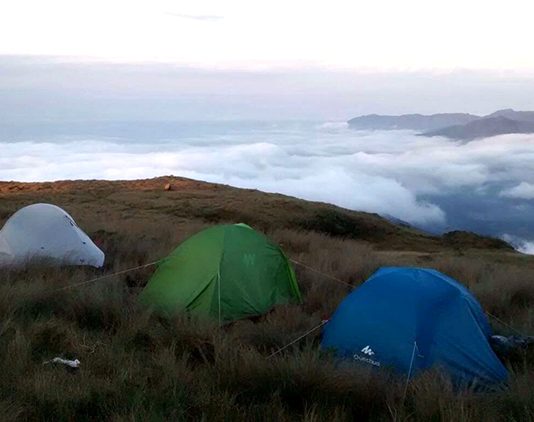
[0,176,533,421]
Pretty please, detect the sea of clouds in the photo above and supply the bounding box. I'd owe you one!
[1,122,533,252]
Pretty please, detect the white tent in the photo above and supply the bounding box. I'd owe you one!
[0,203,104,268]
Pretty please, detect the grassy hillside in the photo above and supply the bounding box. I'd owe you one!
[0,177,533,421]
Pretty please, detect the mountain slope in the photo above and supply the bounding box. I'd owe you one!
[2,176,533,421]
[486,109,534,122]
[347,113,479,131]
[0,177,532,421]
[422,116,534,140]
[0,176,514,253]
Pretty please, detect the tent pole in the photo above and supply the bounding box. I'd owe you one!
[403,341,417,403]
[217,270,221,326]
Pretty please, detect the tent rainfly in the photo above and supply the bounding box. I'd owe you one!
[0,203,104,268]
[321,267,508,388]
[139,224,301,322]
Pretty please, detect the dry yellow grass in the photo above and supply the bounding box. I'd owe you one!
[0,176,532,421]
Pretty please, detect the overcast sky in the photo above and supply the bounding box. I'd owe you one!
[2,0,534,71]
[2,1,534,121]
[2,57,534,122]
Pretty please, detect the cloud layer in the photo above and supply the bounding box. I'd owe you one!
[2,123,534,246]
[500,182,534,199]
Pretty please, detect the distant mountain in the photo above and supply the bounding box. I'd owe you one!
[486,108,534,123]
[347,113,478,131]
[348,109,534,140]
[422,116,534,140]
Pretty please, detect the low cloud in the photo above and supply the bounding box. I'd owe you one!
[500,182,534,199]
[2,125,534,235]
[502,234,534,254]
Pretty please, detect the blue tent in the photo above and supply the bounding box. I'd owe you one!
[321,267,508,387]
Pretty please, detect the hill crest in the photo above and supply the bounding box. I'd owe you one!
[0,176,515,253]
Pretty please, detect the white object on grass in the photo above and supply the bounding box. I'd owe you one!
[43,357,81,368]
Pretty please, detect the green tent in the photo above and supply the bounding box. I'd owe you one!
[139,224,301,322]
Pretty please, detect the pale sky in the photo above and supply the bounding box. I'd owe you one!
[2,1,534,121]
[1,0,534,71]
